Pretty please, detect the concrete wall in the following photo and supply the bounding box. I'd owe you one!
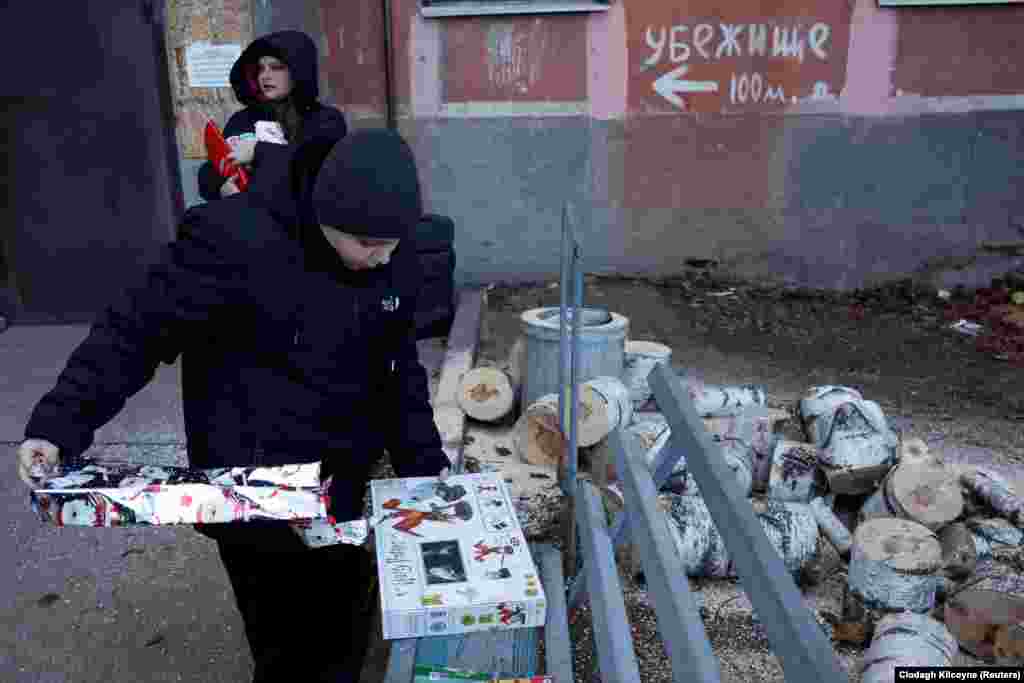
[166,0,1024,291]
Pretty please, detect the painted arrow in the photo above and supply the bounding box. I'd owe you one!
[653,64,719,110]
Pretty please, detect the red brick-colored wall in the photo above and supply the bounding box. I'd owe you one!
[319,2,387,113]
[442,15,586,102]
[892,6,1024,97]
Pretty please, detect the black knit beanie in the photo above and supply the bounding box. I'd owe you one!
[312,129,422,240]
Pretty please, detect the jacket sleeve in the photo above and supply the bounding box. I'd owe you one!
[197,110,255,201]
[23,209,251,462]
[383,287,451,480]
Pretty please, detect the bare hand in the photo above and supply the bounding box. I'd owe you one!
[219,176,241,198]
[227,138,257,166]
[16,439,60,488]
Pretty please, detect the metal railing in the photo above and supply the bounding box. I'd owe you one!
[556,203,845,682]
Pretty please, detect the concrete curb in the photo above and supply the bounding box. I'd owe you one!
[432,287,486,474]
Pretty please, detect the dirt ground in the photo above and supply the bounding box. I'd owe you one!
[475,273,1024,682]
[481,272,1024,464]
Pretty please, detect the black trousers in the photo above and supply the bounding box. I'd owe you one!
[213,523,375,683]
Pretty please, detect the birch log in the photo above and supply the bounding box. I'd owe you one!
[514,394,565,470]
[861,613,958,683]
[809,496,852,556]
[457,366,518,422]
[961,467,1024,527]
[887,458,964,531]
[684,381,767,417]
[817,401,898,495]
[662,495,820,579]
[767,441,826,503]
[945,560,1024,661]
[703,407,786,491]
[939,522,978,580]
[848,518,944,613]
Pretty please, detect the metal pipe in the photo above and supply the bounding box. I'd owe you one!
[568,204,581,497]
[559,204,571,496]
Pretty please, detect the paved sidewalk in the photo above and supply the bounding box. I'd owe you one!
[0,295,466,683]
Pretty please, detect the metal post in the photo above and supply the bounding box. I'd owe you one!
[567,216,582,496]
[558,205,569,447]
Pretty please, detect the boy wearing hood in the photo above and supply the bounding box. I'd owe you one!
[198,30,348,201]
[16,129,450,682]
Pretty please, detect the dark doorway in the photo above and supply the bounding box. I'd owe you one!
[2,2,181,323]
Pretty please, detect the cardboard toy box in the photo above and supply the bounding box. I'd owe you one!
[372,473,547,640]
[31,461,329,527]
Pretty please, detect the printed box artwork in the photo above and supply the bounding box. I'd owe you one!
[373,473,547,640]
[31,461,333,528]
[412,665,553,682]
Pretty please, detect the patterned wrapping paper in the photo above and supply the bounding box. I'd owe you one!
[31,461,333,528]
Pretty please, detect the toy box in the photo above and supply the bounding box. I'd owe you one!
[31,461,330,527]
[372,473,547,640]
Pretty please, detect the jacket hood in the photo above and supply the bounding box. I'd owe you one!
[229,30,319,111]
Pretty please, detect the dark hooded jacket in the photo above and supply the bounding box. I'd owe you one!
[24,131,449,525]
[196,30,348,202]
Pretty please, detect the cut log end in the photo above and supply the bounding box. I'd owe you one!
[514,405,564,471]
[945,560,1024,662]
[457,366,517,422]
[849,517,943,614]
[889,459,964,531]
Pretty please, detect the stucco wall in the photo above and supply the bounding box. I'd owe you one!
[166,0,1024,290]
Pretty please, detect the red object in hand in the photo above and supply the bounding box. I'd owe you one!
[204,120,249,191]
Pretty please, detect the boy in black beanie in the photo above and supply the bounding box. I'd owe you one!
[16,129,451,682]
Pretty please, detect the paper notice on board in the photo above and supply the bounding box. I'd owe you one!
[185,42,242,88]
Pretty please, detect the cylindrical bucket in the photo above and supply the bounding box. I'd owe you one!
[584,376,634,444]
[861,613,957,683]
[520,307,628,410]
[662,495,819,578]
[623,340,672,406]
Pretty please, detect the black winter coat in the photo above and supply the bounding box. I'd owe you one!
[24,195,450,523]
[197,30,348,202]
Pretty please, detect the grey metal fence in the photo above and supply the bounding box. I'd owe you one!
[557,202,846,682]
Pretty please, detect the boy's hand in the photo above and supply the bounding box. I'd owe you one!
[219,176,241,198]
[16,439,60,488]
